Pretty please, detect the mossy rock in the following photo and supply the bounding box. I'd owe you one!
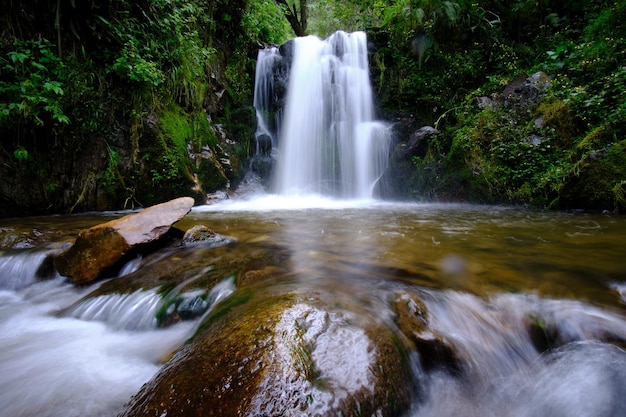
[120,287,414,417]
[536,99,579,148]
[76,236,287,302]
[560,139,626,212]
[577,123,618,151]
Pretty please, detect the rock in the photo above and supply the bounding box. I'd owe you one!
[255,133,272,156]
[182,225,217,243]
[477,96,496,110]
[502,72,529,100]
[55,197,194,284]
[528,71,551,90]
[523,134,545,146]
[404,126,438,160]
[181,225,236,248]
[393,292,462,374]
[250,155,274,180]
[120,290,414,417]
[375,125,437,199]
[205,190,230,204]
[502,71,551,108]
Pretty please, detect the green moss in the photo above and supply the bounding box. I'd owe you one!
[159,106,193,155]
[192,111,217,147]
[560,139,626,211]
[536,99,578,148]
[193,287,254,337]
[577,123,618,151]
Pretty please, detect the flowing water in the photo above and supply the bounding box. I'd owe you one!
[2,30,625,416]
[1,200,625,416]
[254,31,392,198]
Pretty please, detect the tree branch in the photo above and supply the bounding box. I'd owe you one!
[275,0,307,36]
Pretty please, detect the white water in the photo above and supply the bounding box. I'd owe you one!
[408,291,626,417]
[253,46,281,153]
[194,193,389,212]
[0,251,230,417]
[2,207,626,416]
[0,249,61,290]
[262,31,391,198]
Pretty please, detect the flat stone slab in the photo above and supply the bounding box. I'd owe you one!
[55,197,194,284]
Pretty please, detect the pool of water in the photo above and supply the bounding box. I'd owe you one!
[1,199,625,416]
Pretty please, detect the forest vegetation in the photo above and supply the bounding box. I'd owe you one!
[1,0,625,216]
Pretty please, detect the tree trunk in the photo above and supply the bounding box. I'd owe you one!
[276,0,307,36]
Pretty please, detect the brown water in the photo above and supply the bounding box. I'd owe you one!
[1,199,625,416]
[185,201,626,307]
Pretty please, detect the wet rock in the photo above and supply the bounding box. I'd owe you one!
[120,289,413,417]
[249,155,274,181]
[405,126,438,160]
[526,301,626,353]
[55,197,194,285]
[394,292,428,335]
[255,133,272,157]
[205,190,230,204]
[182,225,216,243]
[393,292,462,374]
[375,124,437,199]
[181,225,236,248]
[176,296,210,320]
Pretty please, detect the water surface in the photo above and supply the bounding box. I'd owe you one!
[1,200,625,416]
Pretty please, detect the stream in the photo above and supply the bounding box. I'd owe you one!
[1,197,625,416]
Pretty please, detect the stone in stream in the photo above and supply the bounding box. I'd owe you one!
[120,288,415,417]
[55,197,194,285]
[393,292,462,375]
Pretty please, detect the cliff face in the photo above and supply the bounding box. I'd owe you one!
[0,0,256,217]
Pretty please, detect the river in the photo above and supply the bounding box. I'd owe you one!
[0,197,625,416]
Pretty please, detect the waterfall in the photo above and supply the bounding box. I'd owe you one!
[253,31,391,199]
[253,47,281,156]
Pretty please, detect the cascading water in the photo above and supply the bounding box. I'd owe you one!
[253,31,391,198]
[253,46,281,156]
[2,207,626,416]
[0,247,234,417]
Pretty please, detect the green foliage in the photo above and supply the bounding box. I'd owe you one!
[153,107,193,183]
[13,146,29,162]
[0,39,70,128]
[111,41,165,86]
[225,49,253,105]
[308,0,386,36]
[2,0,624,213]
[244,0,293,44]
[103,148,121,189]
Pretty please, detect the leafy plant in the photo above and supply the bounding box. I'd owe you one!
[13,146,29,162]
[111,41,165,86]
[0,39,70,128]
[244,0,293,44]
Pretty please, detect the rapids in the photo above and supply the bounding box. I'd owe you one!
[1,201,625,416]
[1,29,625,417]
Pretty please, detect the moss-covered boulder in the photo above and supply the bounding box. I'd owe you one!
[560,139,626,212]
[120,287,414,417]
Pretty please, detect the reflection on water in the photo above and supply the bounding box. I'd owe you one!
[0,200,625,416]
[190,200,626,306]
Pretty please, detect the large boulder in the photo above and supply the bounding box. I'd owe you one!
[55,197,194,284]
[120,288,414,417]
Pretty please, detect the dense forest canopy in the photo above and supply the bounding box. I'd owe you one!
[0,0,624,216]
